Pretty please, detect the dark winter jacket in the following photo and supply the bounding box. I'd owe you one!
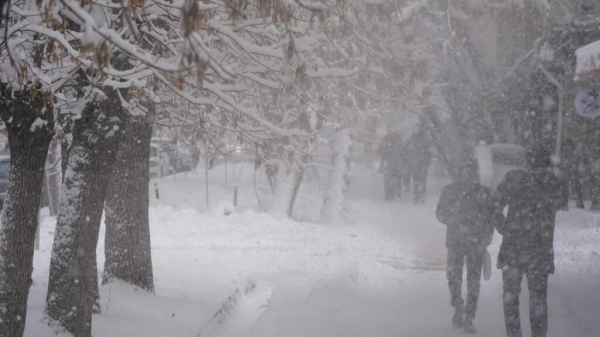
[492,169,568,274]
[379,133,403,175]
[436,182,495,249]
[405,135,432,174]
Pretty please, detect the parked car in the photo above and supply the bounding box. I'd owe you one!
[173,147,194,172]
[208,138,253,166]
[0,155,10,210]
[149,143,171,178]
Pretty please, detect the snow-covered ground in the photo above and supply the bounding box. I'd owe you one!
[25,162,600,336]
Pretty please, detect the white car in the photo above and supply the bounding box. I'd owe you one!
[475,143,526,192]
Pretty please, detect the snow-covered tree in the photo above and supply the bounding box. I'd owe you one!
[0,2,57,335]
[0,0,440,335]
[0,86,54,337]
[102,101,157,292]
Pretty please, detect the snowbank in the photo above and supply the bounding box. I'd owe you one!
[23,165,600,337]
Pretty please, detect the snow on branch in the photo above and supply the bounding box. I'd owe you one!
[1,0,426,178]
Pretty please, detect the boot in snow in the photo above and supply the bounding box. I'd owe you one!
[463,318,476,334]
[452,306,463,329]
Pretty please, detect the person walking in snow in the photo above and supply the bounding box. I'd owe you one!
[379,132,403,200]
[400,142,413,194]
[406,129,432,204]
[492,147,568,337]
[436,161,494,334]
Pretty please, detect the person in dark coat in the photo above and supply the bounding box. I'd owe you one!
[492,147,568,337]
[436,161,494,334]
[408,130,432,204]
[400,142,413,194]
[379,132,403,200]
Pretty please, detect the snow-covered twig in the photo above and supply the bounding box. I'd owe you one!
[197,278,272,337]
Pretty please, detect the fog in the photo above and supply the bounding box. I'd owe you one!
[0,0,599,336]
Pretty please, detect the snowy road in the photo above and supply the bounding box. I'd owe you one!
[250,166,600,337]
[25,164,600,337]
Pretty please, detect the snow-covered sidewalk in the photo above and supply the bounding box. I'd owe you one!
[25,164,600,336]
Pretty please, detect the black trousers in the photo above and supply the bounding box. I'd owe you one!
[384,171,402,200]
[502,266,549,337]
[402,173,411,192]
[413,169,428,202]
[447,244,484,319]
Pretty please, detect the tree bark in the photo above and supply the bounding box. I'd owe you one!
[46,91,122,337]
[102,115,154,292]
[288,168,304,218]
[272,165,305,218]
[321,128,352,224]
[0,87,54,337]
[58,112,72,183]
[590,178,600,210]
[46,139,61,215]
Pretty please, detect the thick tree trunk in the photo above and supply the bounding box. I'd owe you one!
[102,116,154,292]
[46,93,122,337]
[321,128,352,224]
[53,105,99,310]
[0,88,54,337]
[59,113,72,183]
[591,184,600,210]
[46,139,61,215]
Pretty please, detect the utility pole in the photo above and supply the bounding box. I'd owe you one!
[205,142,209,207]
